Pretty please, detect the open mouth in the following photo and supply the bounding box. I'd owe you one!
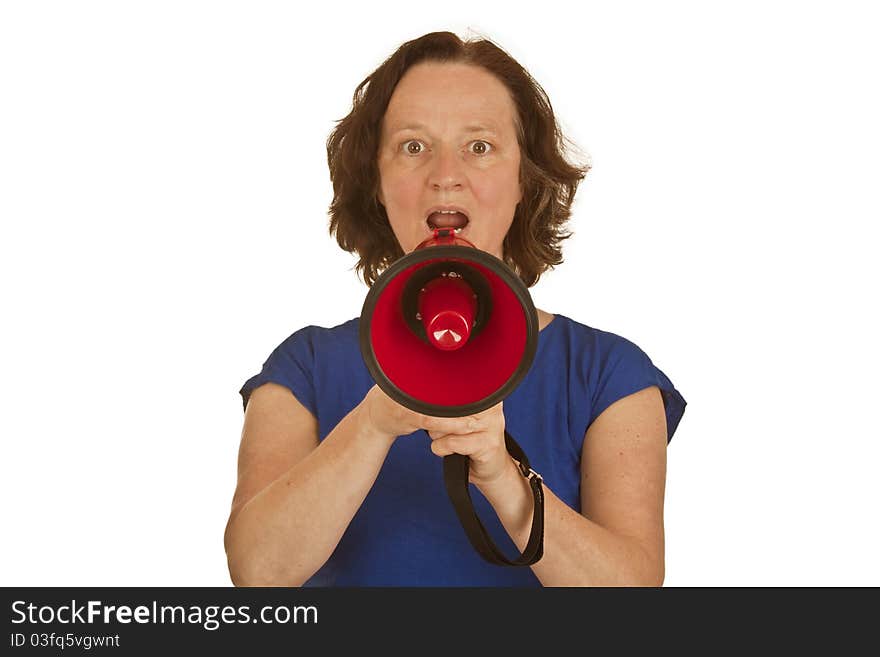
[426,209,469,233]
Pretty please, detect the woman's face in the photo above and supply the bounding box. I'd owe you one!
[377,62,522,259]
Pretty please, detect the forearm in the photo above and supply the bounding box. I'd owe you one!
[225,402,395,586]
[478,459,663,587]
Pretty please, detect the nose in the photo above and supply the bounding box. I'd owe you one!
[428,145,464,191]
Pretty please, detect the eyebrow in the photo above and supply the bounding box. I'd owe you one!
[389,122,500,136]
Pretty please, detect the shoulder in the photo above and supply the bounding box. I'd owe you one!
[274,317,360,353]
[559,316,687,444]
[240,317,364,415]
[290,316,360,340]
[549,314,649,364]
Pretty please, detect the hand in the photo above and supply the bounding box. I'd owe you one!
[359,384,429,441]
[359,385,512,486]
[424,400,511,488]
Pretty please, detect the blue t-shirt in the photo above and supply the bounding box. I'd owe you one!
[239,313,686,586]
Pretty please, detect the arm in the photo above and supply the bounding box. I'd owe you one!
[474,386,668,586]
[224,383,395,587]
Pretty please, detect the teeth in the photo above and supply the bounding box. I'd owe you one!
[426,209,468,234]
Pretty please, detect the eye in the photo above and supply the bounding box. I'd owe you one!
[469,140,493,155]
[402,139,425,155]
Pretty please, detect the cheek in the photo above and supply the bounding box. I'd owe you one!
[386,181,420,225]
[384,176,421,216]
[379,175,422,249]
[388,175,415,199]
[476,169,521,215]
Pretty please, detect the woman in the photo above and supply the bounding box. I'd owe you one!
[224,31,687,586]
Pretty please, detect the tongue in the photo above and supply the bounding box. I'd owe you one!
[427,212,468,229]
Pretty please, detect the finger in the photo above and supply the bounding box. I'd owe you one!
[430,439,455,457]
[427,429,471,441]
[424,415,484,435]
[430,435,476,457]
[430,433,485,458]
[428,429,476,442]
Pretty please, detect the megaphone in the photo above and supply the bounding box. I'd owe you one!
[359,228,544,566]
[359,228,539,417]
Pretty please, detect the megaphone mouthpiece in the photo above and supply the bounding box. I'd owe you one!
[418,275,477,351]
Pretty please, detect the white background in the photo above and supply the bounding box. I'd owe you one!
[2,1,877,587]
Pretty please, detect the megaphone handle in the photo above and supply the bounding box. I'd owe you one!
[442,431,545,567]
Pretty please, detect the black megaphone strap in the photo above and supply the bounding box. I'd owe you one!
[442,430,544,566]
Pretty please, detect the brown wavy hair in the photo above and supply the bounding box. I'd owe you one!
[326,30,591,288]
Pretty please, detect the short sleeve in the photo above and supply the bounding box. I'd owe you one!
[589,336,687,443]
[238,327,318,417]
